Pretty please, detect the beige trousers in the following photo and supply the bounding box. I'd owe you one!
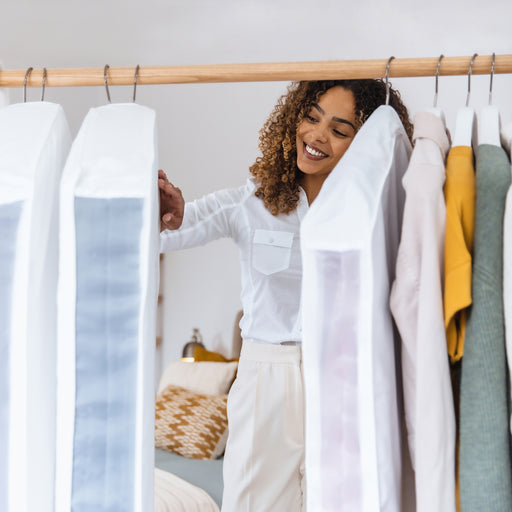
[221,342,305,512]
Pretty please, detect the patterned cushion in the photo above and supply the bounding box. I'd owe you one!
[155,385,228,460]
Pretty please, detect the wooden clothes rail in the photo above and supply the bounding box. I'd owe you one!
[1,54,512,88]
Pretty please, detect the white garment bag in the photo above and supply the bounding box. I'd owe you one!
[55,103,159,512]
[301,106,412,512]
[0,101,71,512]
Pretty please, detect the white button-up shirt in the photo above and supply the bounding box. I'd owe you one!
[390,111,455,512]
[160,178,309,344]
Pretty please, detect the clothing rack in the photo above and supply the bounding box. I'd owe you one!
[1,54,512,88]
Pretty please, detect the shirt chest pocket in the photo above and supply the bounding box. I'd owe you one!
[252,229,294,276]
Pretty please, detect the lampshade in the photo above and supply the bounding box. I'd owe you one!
[181,341,205,361]
[181,328,205,362]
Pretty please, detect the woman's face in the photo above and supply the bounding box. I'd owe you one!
[296,86,357,179]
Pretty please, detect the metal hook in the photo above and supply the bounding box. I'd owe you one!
[41,68,47,101]
[466,53,478,107]
[133,65,140,103]
[433,54,444,108]
[23,67,33,103]
[489,52,495,105]
[104,64,111,103]
[385,56,395,106]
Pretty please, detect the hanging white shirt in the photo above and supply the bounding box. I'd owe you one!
[160,179,309,344]
[0,101,71,512]
[300,105,412,512]
[390,111,456,512]
[56,102,159,512]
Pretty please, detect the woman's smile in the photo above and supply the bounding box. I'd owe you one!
[303,142,328,159]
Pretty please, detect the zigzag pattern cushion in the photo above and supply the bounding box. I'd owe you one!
[155,385,228,460]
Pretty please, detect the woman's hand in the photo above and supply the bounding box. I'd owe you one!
[158,169,185,231]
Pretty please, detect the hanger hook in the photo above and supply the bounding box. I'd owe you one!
[104,64,111,103]
[23,67,33,103]
[133,65,140,103]
[489,52,495,105]
[385,56,395,105]
[433,54,444,108]
[41,68,47,102]
[466,53,478,107]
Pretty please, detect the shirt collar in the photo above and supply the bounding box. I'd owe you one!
[297,186,309,222]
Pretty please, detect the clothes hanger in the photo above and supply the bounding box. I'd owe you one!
[23,67,33,103]
[478,53,501,147]
[385,55,394,106]
[426,55,447,124]
[41,68,47,102]
[103,64,140,103]
[452,53,477,148]
[133,65,140,103]
[104,64,112,103]
[22,67,47,103]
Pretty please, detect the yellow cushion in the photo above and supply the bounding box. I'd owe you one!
[193,346,228,362]
[193,345,239,363]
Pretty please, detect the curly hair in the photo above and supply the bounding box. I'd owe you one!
[249,79,413,215]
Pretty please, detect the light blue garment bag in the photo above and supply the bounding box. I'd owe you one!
[72,197,142,511]
[56,103,159,512]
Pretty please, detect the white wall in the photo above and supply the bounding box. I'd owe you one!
[2,0,512,374]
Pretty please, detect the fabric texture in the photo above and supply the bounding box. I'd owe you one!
[160,178,308,345]
[443,145,475,362]
[56,103,159,512]
[390,111,456,512]
[459,144,512,512]
[72,196,142,510]
[301,106,412,512]
[157,360,238,395]
[222,341,305,512]
[155,385,228,460]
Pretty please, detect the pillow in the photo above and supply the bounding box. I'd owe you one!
[157,360,238,395]
[193,345,237,363]
[155,385,228,460]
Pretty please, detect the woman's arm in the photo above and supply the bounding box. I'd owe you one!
[159,171,250,253]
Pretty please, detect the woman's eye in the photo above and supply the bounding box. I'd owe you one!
[333,129,348,137]
[306,115,317,122]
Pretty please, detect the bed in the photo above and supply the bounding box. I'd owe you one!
[154,312,242,511]
[154,451,223,510]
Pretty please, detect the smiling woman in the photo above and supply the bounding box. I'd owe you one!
[158,78,412,512]
[296,86,357,202]
[249,79,413,214]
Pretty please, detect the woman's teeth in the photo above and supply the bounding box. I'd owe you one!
[305,144,327,157]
